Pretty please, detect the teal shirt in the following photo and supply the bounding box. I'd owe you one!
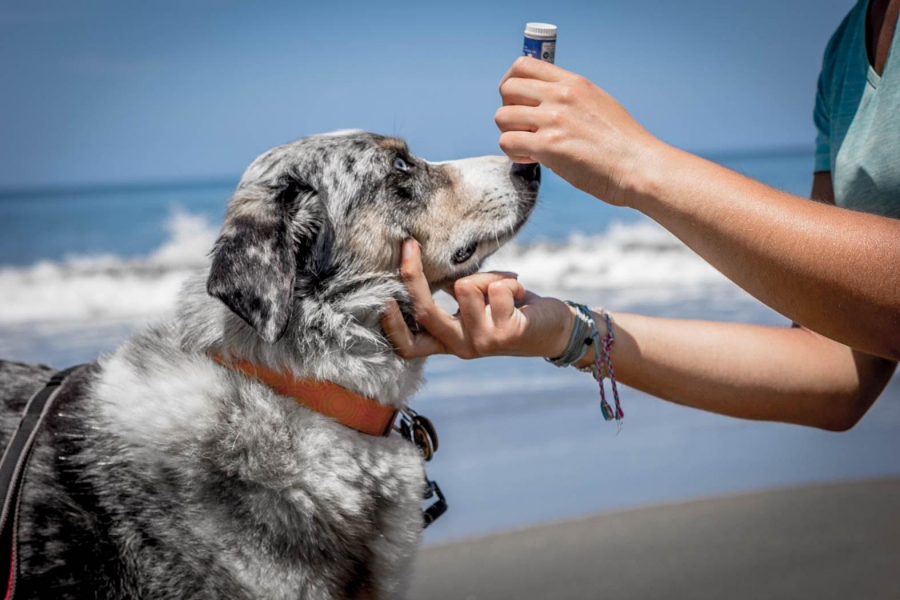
[814,0,900,218]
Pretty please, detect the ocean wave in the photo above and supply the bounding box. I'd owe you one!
[0,210,738,325]
[486,221,729,292]
[0,209,215,324]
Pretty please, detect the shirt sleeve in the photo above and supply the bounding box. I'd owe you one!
[813,49,833,173]
[813,9,850,174]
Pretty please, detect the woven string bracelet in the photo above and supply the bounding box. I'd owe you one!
[546,302,624,430]
[596,309,624,427]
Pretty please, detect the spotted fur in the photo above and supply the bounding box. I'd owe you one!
[0,131,539,599]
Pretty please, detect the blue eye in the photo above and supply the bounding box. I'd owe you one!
[393,157,410,172]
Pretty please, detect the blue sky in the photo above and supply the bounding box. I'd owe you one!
[0,0,855,188]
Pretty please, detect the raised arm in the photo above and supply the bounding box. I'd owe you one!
[630,148,900,361]
[495,57,900,361]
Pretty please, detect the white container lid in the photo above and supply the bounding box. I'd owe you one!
[524,22,557,39]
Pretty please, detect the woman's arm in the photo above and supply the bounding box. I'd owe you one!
[572,312,895,432]
[631,147,900,361]
[495,57,900,360]
[382,243,897,431]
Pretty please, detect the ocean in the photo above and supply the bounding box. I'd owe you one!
[1,149,898,543]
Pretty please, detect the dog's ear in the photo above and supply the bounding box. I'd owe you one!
[207,178,322,343]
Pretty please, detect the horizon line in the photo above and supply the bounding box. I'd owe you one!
[0,144,813,199]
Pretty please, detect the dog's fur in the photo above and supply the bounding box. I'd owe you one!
[0,130,538,599]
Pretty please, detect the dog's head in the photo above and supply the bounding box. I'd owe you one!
[206,130,539,344]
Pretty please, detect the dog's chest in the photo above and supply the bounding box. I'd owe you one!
[82,352,427,598]
[194,406,428,599]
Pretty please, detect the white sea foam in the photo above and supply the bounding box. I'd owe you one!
[0,210,742,326]
[487,220,728,292]
[0,209,216,324]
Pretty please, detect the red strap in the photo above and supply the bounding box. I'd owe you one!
[4,536,15,600]
[212,356,398,437]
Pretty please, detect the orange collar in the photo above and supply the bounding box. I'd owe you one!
[212,355,398,437]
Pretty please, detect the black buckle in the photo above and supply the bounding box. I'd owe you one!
[396,408,448,527]
[397,408,439,462]
[422,479,447,528]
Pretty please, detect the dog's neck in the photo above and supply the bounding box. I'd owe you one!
[176,271,424,409]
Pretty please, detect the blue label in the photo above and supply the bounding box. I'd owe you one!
[523,37,556,63]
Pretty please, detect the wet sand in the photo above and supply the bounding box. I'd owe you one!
[411,478,900,600]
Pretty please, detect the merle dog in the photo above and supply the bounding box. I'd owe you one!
[0,130,539,599]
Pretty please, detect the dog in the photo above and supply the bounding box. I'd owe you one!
[0,130,539,599]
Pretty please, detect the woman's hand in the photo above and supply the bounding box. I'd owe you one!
[496,56,663,207]
[381,240,575,360]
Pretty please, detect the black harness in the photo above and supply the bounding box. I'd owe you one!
[0,365,85,600]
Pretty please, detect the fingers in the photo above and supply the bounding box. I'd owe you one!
[381,299,446,359]
[452,278,488,332]
[495,105,541,133]
[444,271,519,299]
[500,56,566,88]
[499,77,551,107]
[498,131,540,162]
[448,272,517,331]
[399,239,461,343]
[487,279,524,325]
[448,272,524,328]
[497,58,574,164]
[399,239,432,305]
[494,104,542,164]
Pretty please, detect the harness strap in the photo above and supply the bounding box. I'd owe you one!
[0,365,84,600]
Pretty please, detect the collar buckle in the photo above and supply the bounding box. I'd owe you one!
[397,407,439,461]
[397,408,447,528]
[423,479,448,528]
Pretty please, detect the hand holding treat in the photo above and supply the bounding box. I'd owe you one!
[496,57,662,207]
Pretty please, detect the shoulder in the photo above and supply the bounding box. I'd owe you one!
[92,324,227,450]
[820,2,864,76]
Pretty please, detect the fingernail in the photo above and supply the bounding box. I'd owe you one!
[401,239,415,260]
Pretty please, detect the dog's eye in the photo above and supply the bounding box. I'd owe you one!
[451,242,478,265]
[393,157,410,172]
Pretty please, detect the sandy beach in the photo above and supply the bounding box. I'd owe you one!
[411,478,900,600]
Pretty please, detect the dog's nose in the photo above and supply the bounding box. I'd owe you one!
[511,162,541,184]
